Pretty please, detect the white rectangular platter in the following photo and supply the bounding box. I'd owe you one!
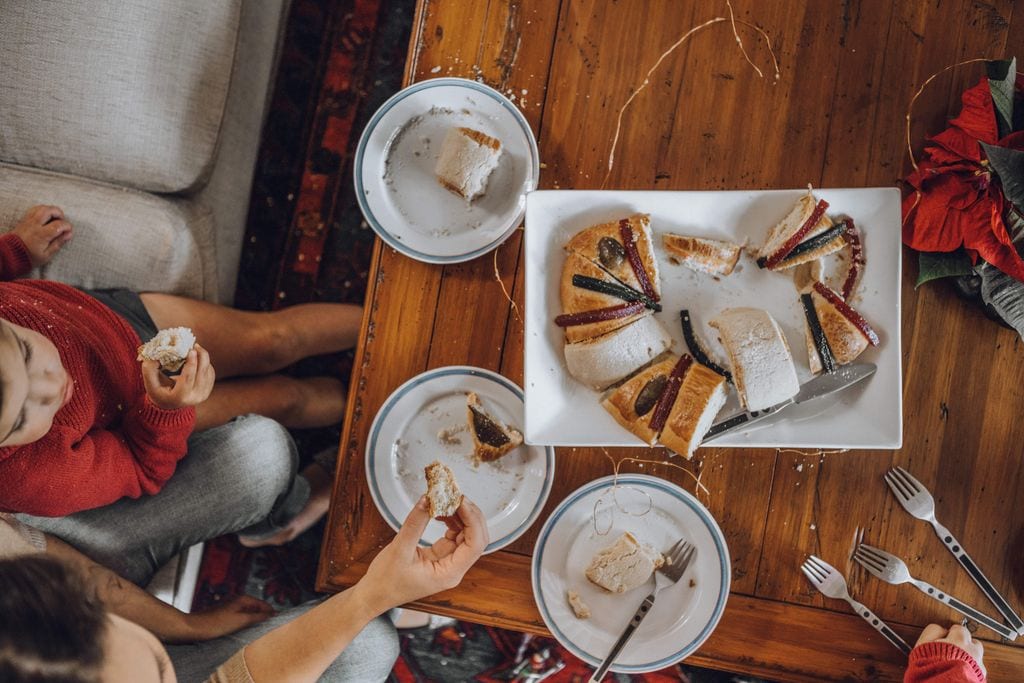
[523,188,902,450]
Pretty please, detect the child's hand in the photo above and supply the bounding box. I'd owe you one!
[141,344,216,410]
[916,623,986,676]
[12,205,73,267]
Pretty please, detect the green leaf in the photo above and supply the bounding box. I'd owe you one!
[980,142,1024,213]
[986,57,1016,139]
[916,250,973,288]
[977,261,1024,340]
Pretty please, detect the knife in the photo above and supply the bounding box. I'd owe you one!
[702,363,877,442]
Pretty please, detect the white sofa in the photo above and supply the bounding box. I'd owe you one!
[0,0,290,303]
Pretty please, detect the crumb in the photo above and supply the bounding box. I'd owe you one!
[795,463,804,472]
[437,424,466,445]
[689,578,697,588]
[429,65,441,73]
[567,590,591,619]
[810,523,817,530]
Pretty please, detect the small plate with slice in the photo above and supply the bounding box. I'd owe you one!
[532,474,730,673]
[354,77,540,264]
[366,366,554,552]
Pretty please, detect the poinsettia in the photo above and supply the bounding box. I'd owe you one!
[902,68,1024,283]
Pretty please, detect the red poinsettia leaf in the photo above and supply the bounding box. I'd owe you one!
[902,173,987,251]
[928,126,986,163]
[964,198,1024,283]
[948,77,1000,144]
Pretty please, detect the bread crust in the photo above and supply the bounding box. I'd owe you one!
[560,252,647,343]
[424,461,463,518]
[662,234,742,276]
[466,392,523,463]
[758,192,834,267]
[600,355,678,445]
[811,287,869,365]
[565,214,660,297]
[563,315,671,390]
[658,362,728,458]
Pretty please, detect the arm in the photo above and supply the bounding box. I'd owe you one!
[905,624,986,683]
[0,205,73,279]
[242,496,489,683]
[44,533,273,643]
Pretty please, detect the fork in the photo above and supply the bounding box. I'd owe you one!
[885,466,1024,636]
[589,539,696,682]
[801,554,911,655]
[854,544,1017,641]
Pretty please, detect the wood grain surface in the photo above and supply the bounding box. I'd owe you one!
[318,1,1024,680]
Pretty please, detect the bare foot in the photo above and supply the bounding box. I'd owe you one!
[238,462,333,548]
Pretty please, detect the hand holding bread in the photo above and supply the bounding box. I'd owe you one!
[11,204,73,268]
[358,494,489,611]
[140,344,215,410]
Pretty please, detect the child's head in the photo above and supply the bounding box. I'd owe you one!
[0,319,72,447]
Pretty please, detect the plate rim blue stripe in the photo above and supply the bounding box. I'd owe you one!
[531,474,730,672]
[353,77,540,264]
[366,365,555,552]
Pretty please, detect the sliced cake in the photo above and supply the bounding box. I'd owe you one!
[424,461,463,519]
[565,214,661,301]
[563,315,672,390]
[434,126,502,201]
[466,392,523,463]
[658,362,729,459]
[558,251,653,344]
[585,532,664,593]
[709,308,799,412]
[601,355,679,445]
[663,233,743,276]
[802,282,880,374]
[757,191,844,271]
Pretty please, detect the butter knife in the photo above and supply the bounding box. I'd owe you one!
[702,363,877,443]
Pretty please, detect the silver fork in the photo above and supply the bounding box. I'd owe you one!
[589,539,695,682]
[801,554,911,655]
[854,543,1017,641]
[885,466,1024,635]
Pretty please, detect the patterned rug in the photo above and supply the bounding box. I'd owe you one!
[195,1,773,680]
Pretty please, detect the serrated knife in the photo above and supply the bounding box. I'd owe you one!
[702,363,877,443]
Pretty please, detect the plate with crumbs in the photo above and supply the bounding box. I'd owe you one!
[532,474,730,672]
[354,77,540,264]
[366,366,554,553]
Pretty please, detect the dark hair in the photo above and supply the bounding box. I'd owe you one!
[0,555,106,683]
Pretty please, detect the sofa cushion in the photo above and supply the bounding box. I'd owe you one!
[0,164,217,300]
[0,0,241,194]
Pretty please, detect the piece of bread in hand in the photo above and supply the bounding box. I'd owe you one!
[424,460,463,519]
[709,308,798,412]
[560,252,649,343]
[585,532,664,593]
[565,214,661,298]
[564,315,672,390]
[466,392,523,463]
[601,354,678,445]
[658,362,729,459]
[434,127,502,201]
[662,233,743,276]
[137,327,196,372]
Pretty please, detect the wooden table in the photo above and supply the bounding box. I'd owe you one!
[318,1,1024,680]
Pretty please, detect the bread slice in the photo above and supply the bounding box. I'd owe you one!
[564,315,672,390]
[709,308,799,412]
[434,127,502,201]
[601,355,678,445]
[658,362,729,459]
[424,461,463,518]
[565,214,661,298]
[466,392,522,463]
[662,233,743,276]
[804,285,871,374]
[757,191,839,270]
[559,252,649,343]
[137,327,196,372]
[585,532,664,593]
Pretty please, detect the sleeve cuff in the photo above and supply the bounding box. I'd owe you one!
[911,641,986,681]
[0,234,33,279]
[137,396,197,430]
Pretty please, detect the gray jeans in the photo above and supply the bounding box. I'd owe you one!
[18,414,310,586]
[166,604,399,683]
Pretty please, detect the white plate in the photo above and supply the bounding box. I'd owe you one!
[524,188,903,449]
[366,366,554,552]
[354,78,539,263]
[532,474,730,672]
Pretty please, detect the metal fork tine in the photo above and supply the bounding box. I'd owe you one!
[858,543,889,560]
[884,470,912,500]
[801,566,822,584]
[892,466,921,494]
[854,548,885,571]
[802,561,825,582]
[673,544,693,572]
[664,539,686,564]
[807,555,831,574]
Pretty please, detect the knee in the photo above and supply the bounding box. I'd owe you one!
[221,415,297,511]
[321,615,399,682]
[249,322,299,374]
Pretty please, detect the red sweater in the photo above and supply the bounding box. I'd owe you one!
[905,642,986,683]
[0,234,195,516]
